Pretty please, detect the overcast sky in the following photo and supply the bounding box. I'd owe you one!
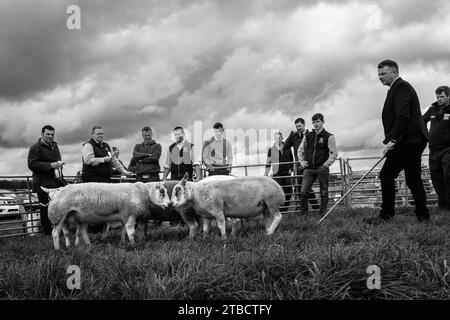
[1,0,449,176]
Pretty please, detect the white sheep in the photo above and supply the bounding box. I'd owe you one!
[171,174,285,240]
[42,182,170,249]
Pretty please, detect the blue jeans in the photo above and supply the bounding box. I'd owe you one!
[299,166,329,214]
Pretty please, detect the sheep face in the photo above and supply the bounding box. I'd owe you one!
[170,174,191,207]
[147,182,171,208]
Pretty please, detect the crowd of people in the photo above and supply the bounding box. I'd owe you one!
[26,58,450,234]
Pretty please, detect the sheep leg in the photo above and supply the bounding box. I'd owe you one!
[81,224,91,245]
[62,224,71,248]
[135,220,146,242]
[187,219,198,239]
[120,223,127,242]
[230,218,242,238]
[177,207,198,239]
[265,206,282,235]
[215,213,227,241]
[202,217,212,239]
[143,221,149,239]
[51,224,62,250]
[125,216,137,244]
[75,224,82,246]
[101,223,110,241]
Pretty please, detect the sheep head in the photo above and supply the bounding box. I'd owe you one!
[146,182,171,209]
[170,172,192,207]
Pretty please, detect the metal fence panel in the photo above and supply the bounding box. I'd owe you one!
[0,156,438,239]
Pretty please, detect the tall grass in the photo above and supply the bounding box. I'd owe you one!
[1,206,450,299]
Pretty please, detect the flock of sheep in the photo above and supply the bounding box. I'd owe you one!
[42,174,286,250]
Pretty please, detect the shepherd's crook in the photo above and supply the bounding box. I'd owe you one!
[318,155,386,225]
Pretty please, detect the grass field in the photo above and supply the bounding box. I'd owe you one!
[1,206,450,300]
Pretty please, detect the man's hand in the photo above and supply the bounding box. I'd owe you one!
[383,140,396,156]
[122,170,135,176]
[104,156,112,163]
[50,161,64,169]
[300,160,308,168]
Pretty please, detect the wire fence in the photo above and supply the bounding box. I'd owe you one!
[0,155,437,239]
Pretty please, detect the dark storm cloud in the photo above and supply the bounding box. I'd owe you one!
[1,0,450,175]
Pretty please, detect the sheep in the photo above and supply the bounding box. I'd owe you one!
[132,181,201,239]
[170,173,285,240]
[42,181,170,250]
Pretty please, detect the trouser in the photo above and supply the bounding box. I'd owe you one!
[299,166,330,214]
[272,175,292,212]
[294,166,320,210]
[37,189,52,235]
[379,142,429,219]
[295,164,320,210]
[136,173,160,182]
[429,147,450,209]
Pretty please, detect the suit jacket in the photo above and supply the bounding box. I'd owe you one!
[381,77,429,145]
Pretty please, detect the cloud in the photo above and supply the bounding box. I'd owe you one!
[1,0,450,175]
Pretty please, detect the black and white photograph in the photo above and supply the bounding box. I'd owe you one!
[1,0,450,310]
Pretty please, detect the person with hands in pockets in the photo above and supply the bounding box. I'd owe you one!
[297,113,338,216]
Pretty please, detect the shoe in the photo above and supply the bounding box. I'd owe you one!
[364,216,392,225]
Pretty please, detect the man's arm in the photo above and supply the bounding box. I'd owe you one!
[287,148,294,172]
[297,137,307,167]
[132,144,150,159]
[323,135,338,168]
[27,145,52,172]
[135,144,162,163]
[391,83,413,143]
[202,141,213,167]
[82,143,108,166]
[283,131,295,151]
[110,157,126,173]
[188,145,200,180]
[162,148,172,180]
[127,157,137,173]
[226,140,233,171]
[264,148,272,176]
[423,107,432,124]
[149,144,162,163]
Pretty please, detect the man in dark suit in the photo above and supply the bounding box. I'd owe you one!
[367,59,430,224]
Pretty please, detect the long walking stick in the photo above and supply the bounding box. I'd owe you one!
[318,155,386,225]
